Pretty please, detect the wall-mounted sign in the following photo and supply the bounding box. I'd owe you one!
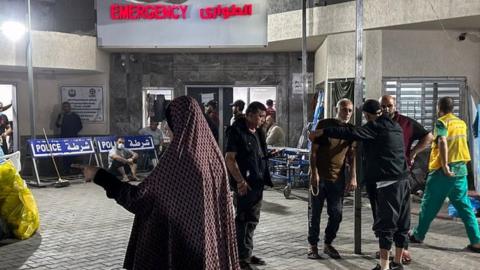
[110,3,253,20]
[61,86,104,122]
[96,0,267,48]
[29,137,95,157]
[94,135,155,153]
[292,73,314,95]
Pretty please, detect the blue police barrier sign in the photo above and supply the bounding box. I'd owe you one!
[94,136,116,153]
[125,135,154,150]
[29,137,95,157]
[94,135,155,153]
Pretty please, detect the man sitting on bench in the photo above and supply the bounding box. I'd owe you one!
[108,136,139,182]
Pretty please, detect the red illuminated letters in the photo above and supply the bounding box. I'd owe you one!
[110,4,189,20]
[110,3,254,21]
[200,4,253,20]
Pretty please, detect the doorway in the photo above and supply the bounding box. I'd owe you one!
[185,86,234,151]
[0,84,18,153]
[233,86,277,108]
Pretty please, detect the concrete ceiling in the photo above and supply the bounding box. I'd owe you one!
[0,65,102,75]
[100,35,326,53]
[385,15,480,31]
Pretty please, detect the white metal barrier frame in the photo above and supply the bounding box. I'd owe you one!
[28,137,99,187]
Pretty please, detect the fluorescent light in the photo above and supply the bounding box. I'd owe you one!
[1,21,26,42]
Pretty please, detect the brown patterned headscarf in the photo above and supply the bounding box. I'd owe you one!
[123,96,239,270]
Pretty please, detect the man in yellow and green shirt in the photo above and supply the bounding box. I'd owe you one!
[410,97,480,253]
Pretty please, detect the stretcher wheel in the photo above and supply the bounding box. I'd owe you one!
[283,185,291,199]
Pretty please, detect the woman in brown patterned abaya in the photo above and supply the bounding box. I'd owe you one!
[75,96,239,270]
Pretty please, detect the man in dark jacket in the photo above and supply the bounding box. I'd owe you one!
[225,101,273,270]
[310,99,410,270]
[56,102,82,138]
[55,101,83,174]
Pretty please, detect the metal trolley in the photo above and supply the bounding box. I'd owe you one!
[269,147,310,199]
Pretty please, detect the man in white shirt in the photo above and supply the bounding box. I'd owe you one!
[265,115,285,147]
[139,120,164,154]
[108,136,139,182]
[139,120,164,168]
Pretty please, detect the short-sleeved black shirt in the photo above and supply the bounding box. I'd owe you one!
[225,117,272,189]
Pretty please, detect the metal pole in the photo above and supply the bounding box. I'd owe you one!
[302,0,308,126]
[354,0,364,255]
[27,0,36,139]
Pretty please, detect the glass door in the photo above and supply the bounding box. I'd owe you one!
[186,86,233,151]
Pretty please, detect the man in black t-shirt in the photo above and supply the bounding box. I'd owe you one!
[225,102,273,270]
[311,99,410,270]
[380,95,433,264]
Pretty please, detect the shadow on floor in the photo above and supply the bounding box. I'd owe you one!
[262,200,292,215]
[0,232,42,269]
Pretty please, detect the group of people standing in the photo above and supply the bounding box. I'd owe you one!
[308,95,480,270]
[75,94,480,270]
[227,98,285,147]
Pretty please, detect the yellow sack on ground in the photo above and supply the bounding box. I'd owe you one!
[0,160,40,240]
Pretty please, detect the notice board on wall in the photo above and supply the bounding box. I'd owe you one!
[60,86,104,122]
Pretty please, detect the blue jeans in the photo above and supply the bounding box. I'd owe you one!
[308,177,345,246]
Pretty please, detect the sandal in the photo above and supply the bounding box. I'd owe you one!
[467,244,480,253]
[402,250,412,265]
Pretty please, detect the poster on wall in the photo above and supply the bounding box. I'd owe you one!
[61,86,104,122]
[292,73,314,95]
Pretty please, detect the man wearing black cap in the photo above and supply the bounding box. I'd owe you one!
[309,99,410,270]
[230,99,246,125]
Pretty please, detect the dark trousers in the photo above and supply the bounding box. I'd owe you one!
[234,188,263,261]
[373,180,411,250]
[142,147,159,169]
[62,156,74,175]
[366,182,378,223]
[308,178,345,246]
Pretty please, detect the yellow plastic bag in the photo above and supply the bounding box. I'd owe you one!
[0,160,40,240]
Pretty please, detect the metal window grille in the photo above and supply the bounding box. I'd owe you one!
[382,77,466,131]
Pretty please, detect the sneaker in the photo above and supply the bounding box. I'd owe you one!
[324,244,341,259]
[408,232,423,244]
[307,245,322,259]
[371,264,382,270]
[390,261,404,270]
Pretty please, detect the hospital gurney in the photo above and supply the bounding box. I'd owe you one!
[268,147,310,199]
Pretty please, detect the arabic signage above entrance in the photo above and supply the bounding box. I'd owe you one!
[96,0,267,48]
[110,3,253,20]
